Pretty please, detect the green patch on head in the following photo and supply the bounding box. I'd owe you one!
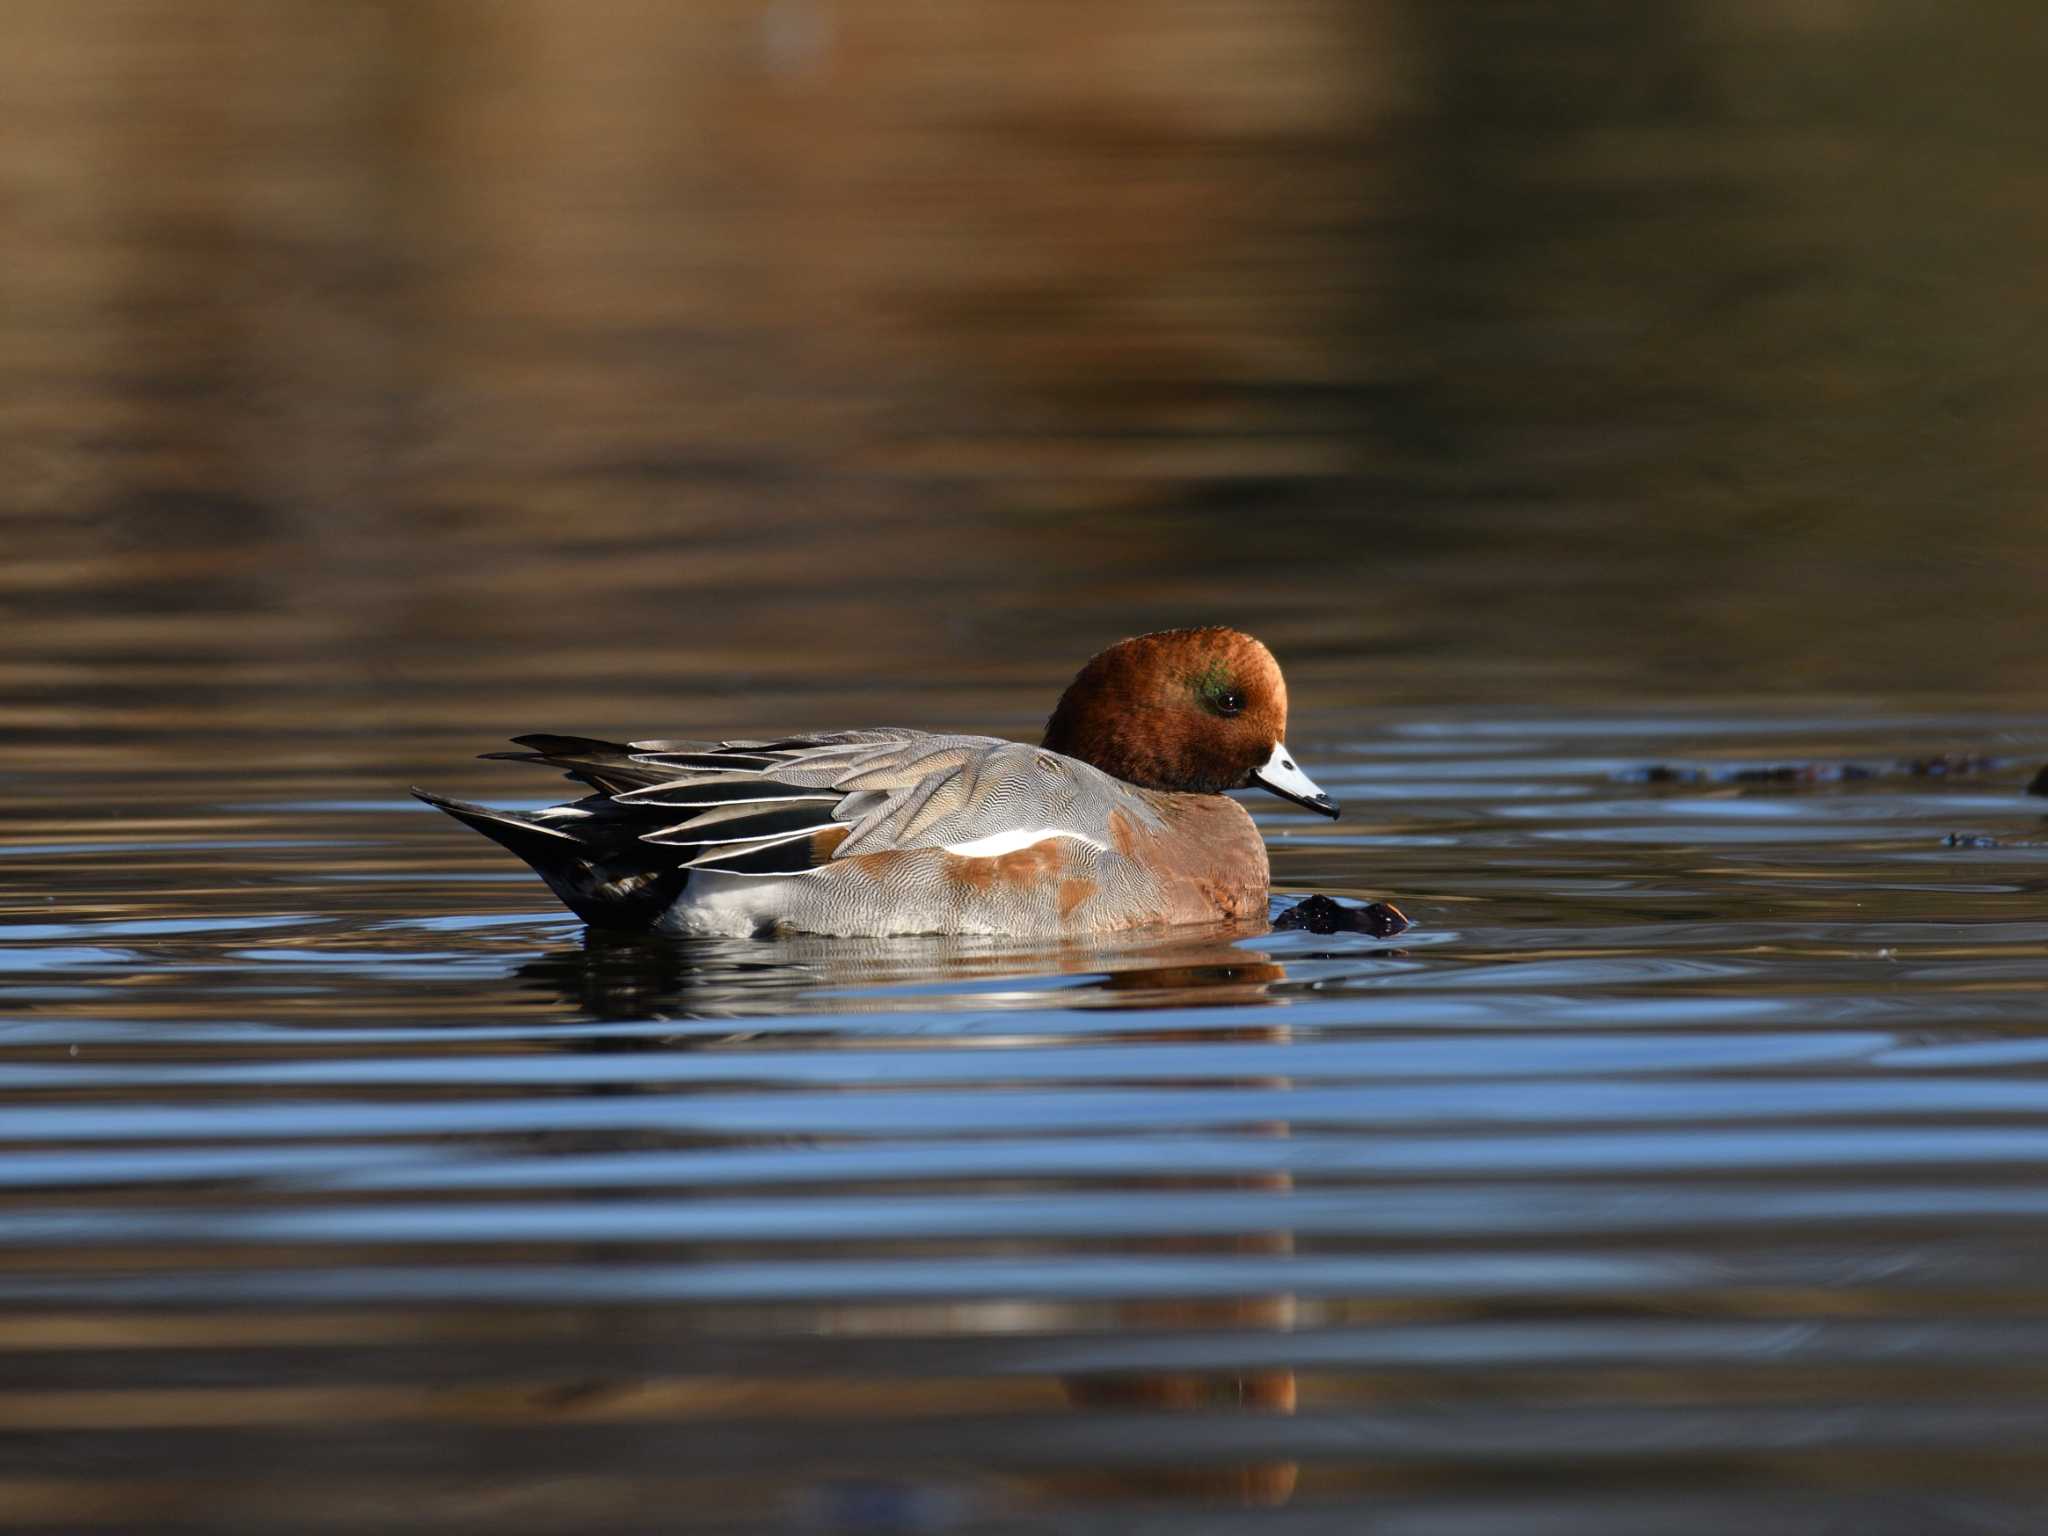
[1187,657,1244,716]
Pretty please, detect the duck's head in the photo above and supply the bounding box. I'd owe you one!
[1041,626,1340,818]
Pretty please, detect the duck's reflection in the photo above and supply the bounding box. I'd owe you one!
[515,922,1304,1507]
[513,918,1288,1021]
[1058,999,1299,1506]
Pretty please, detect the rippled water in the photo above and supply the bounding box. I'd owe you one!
[11,0,2048,1528]
[9,709,2048,1528]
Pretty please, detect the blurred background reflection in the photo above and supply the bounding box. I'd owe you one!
[7,0,2048,747]
[6,2,2048,1531]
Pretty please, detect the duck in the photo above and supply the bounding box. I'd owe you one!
[413,625,1339,937]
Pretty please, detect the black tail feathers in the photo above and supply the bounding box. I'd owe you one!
[410,789,691,930]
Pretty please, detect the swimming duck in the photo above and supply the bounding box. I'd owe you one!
[415,626,1338,936]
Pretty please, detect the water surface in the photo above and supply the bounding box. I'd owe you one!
[8,1,2048,1529]
[8,707,2048,1529]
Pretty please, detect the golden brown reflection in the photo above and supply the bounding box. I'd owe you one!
[10,0,2048,1525]
[1056,1005,1299,1506]
[504,927,1306,1506]
[6,0,2048,769]
[1060,1245,1300,1502]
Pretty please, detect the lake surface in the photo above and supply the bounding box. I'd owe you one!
[8,706,2048,1529]
[8,1,2048,1529]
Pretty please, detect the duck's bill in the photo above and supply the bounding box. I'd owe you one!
[1252,741,1340,819]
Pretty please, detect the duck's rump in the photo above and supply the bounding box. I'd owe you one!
[412,733,860,929]
[408,788,693,929]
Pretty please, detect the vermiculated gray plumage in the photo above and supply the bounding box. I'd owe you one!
[415,729,1262,936]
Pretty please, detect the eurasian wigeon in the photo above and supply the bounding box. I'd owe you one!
[415,626,1339,937]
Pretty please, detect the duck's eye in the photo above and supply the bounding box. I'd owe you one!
[1192,665,1247,717]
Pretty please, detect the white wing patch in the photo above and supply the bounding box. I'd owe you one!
[940,828,1108,859]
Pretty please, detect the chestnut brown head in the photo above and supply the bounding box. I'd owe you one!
[1041,626,1338,817]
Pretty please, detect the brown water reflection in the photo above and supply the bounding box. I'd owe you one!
[9,0,2048,1529]
[7,0,2048,739]
[517,934,1312,1502]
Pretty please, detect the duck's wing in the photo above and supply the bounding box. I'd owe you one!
[613,729,1167,875]
[479,733,691,796]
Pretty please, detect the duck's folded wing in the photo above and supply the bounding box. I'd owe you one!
[480,734,705,796]
[614,731,1165,874]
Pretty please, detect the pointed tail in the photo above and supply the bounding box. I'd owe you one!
[411,788,692,930]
